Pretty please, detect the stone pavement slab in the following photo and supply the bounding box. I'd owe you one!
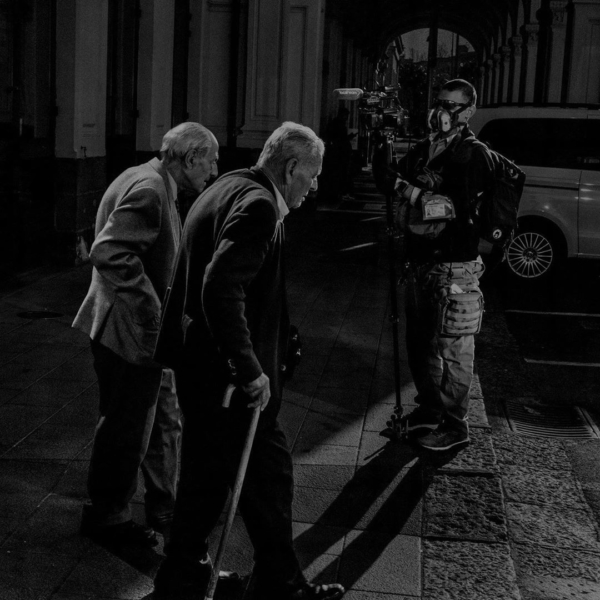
[424,474,507,542]
[502,465,590,508]
[507,503,600,552]
[423,540,520,600]
[339,531,421,597]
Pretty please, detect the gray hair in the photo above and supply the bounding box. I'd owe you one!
[257,122,324,177]
[160,122,215,163]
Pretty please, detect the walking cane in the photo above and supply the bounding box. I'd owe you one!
[205,384,261,600]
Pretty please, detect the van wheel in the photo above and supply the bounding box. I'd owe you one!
[506,224,564,279]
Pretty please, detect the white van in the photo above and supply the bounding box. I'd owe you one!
[469,106,600,279]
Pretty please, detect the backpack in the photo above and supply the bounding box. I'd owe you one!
[468,139,526,249]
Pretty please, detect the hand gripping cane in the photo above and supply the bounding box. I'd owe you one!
[205,384,261,600]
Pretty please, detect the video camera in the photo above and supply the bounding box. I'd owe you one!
[334,86,407,136]
[333,86,407,194]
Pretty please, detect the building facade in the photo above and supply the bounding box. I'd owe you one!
[0,0,599,272]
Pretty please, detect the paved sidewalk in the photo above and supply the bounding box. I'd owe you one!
[1,198,599,600]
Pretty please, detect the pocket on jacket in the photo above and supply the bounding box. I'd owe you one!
[105,294,160,366]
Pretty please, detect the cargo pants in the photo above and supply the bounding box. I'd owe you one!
[405,258,484,434]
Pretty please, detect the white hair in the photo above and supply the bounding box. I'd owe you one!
[257,122,324,177]
[160,122,215,163]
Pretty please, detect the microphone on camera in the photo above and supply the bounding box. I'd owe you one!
[333,88,364,101]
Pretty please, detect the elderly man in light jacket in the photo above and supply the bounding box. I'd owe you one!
[73,122,219,546]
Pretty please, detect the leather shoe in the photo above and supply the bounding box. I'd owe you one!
[153,555,212,600]
[291,582,345,600]
[256,581,345,600]
[80,519,158,547]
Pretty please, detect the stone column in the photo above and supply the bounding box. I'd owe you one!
[238,0,325,149]
[547,0,569,103]
[483,59,493,106]
[55,1,109,161]
[523,23,540,103]
[509,36,523,103]
[54,0,109,260]
[477,64,486,105]
[500,45,512,103]
[187,0,245,145]
[135,0,175,153]
[491,53,501,104]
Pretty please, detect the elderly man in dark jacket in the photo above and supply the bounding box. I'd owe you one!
[153,122,345,600]
[73,122,219,546]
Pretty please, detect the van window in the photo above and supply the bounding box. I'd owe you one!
[478,118,600,171]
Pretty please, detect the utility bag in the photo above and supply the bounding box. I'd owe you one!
[418,261,485,337]
[396,192,455,240]
[437,287,484,336]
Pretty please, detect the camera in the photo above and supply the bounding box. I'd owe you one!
[333,86,408,137]
[333,86,409,195]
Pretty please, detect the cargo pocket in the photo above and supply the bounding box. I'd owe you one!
[437,288,484,336]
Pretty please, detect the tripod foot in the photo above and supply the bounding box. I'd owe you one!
[385,411,406,441]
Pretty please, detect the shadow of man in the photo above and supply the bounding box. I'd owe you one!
[293,433,466,590]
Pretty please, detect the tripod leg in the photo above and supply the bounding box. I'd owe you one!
[383,192,404,440]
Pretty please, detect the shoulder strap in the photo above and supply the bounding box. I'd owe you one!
[460,136,496,172]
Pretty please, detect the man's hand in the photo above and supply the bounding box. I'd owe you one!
[242,373,271,411]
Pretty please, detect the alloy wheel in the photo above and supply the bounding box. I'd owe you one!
[507,231,554,279]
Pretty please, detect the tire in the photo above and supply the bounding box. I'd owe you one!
[506,222,565,280]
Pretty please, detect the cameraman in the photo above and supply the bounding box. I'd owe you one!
[394,79,491,451]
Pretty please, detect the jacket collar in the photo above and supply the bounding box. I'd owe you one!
[253,167,289,221]
[148,157,176,203]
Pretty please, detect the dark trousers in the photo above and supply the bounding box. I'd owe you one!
[86,340,180,526]
[166,366,304,595]
[142,368,182,520]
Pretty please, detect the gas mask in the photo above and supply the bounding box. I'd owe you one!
[427,99,471,134]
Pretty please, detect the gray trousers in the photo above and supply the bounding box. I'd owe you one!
[85,340,181,527]
[405,259,484,434]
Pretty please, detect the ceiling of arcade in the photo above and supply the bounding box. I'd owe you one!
[331,0,544,62]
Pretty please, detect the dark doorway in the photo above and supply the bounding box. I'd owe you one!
[0,0,57,278]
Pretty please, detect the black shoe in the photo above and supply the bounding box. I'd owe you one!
[418,425,469,451]
[256,581,345,600]
[153,555,213,600]
[402,407,441,435]
[80,519,158,547]
[146,513,173,534]
[290,583,345,600]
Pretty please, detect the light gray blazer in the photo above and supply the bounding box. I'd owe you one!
[73,158,181,367]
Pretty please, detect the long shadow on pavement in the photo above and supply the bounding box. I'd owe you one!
[293,433,465,591]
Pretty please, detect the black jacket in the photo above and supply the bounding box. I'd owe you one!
[155,167,289,399]
[398,126,491,264]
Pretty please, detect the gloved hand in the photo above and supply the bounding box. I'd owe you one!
[395,177,424,206]
[416,167,443,192]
